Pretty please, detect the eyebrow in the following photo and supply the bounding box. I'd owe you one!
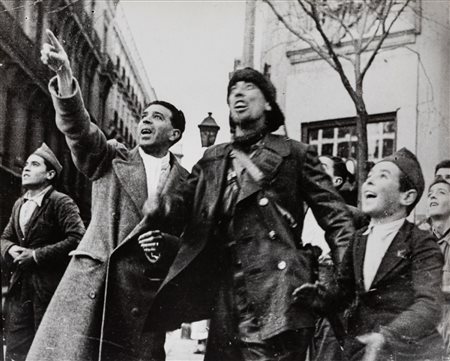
[141,110,165,118]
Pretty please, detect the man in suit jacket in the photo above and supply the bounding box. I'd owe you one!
[296,148,445,361]
[145,67,354,361]
[0,143,85,361]
[27,30,189,361]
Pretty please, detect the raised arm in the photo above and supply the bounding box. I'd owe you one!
[41,29,123,179]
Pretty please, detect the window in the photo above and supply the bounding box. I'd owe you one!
[301,112,396,162]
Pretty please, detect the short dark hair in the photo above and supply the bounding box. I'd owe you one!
[42,158,58,185]
[435,159,450,175]
[146,100,186,134]
[398,169,417,215]
[321,155,348,188]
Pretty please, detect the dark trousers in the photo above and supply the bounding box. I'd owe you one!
[206,327,313,361]
[310,318,345,361]
[4,279,48,361]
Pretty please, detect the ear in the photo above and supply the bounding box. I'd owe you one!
[169,129,181,143]
[46,170,56,182]
[264,102,272,111]
[400,189,418,208]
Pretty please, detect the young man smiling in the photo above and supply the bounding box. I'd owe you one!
[27,30,189,361]
[1,143,85,361]
[296,148,445,361]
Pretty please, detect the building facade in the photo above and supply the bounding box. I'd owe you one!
[0,0,155,228]
[251,0,450,218]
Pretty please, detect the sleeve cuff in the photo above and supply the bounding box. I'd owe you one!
[48,76,77,99]
[32,250,38,264]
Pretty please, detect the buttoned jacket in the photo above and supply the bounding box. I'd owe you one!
[336,221,444,360]
[1,187,84,304]
[26,78,189,361]
[147,134,354,337]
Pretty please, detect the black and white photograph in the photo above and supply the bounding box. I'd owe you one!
[0,1,449,360]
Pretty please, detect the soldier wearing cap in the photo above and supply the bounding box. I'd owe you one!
[145,67,354,361]
[296,148,445,361]
[0,143,85,361]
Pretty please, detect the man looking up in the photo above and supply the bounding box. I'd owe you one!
[145,68,354,361]
[427,176,450,356]
[295,148,444,361]
[1,143,85,361]
[27,30,189,361]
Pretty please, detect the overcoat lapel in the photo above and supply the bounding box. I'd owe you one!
[354,231,368,290]
[160,155,184,196]
[13,199,25,243]
[159,146,231,289]
[371,221,410,287]
[115,154,186,249]
[203,145,232,217]
[112,148,147,217]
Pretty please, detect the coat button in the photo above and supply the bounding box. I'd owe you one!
[277,261,287,270]
[88,291,96,299]
[268,230,277,240]
[131,307,140,317]
[258,197,269,207]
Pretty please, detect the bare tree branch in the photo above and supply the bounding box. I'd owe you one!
[360,0,411,80]
[304,0,360,105]
[262,0,338,70]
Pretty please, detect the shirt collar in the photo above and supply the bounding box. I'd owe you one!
[138,147,170,167]
[24,185,52,207]
[363,217,406,236]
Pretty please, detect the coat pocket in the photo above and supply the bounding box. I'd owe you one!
[69,249,105,263]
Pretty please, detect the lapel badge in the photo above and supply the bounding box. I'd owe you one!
[396,249,408,259]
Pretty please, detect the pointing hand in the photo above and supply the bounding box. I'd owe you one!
[40,29,71,75]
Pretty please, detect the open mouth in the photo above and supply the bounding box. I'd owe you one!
[141,129,153,135]
[429,202,438,207]
[233,101,248,111]
[364,191,377,199]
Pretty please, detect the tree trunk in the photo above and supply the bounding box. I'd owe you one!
[355,102,369,205]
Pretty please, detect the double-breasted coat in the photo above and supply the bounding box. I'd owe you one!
[335,221,444,361]
[26,79,189,361]
[146,135,355,343]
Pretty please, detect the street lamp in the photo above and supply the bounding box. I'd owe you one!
[198,112,220,147]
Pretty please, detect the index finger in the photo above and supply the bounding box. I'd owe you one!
[46,29,63,51]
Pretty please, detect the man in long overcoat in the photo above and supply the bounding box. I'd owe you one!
[145,68,355,361]
[1,143,85,361]
[26,30,189,361]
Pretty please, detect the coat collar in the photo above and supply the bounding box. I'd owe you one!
[370,220,411,287]
[114,154,187,249]
[112,147,147,217]
[204,133,291,159]
[355,220,411,290]
[21,187,54,243]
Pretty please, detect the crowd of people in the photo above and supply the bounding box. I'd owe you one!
[1,29,450,361]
